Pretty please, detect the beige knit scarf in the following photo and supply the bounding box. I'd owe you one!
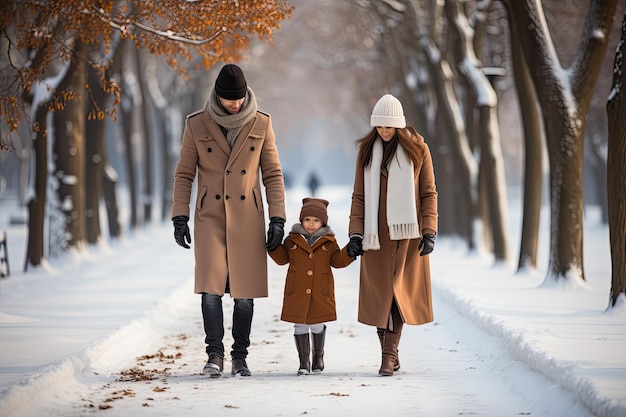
[206,87,258,148]
[363,138,420,251]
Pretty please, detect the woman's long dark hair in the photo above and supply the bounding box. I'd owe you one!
[356,126,422,169]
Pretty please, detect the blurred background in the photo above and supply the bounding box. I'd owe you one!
[0,0,624,280]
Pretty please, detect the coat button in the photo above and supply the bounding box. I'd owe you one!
[207,148,212,152]
[226,170,231,175]
[240,195,245,200]
[215,195,221,199]
[225,195,230,200]
[241,170,246,175]
[305,288,311,294]
[307,270,313,276]
[250,146,255,151]
[309,253,314,259]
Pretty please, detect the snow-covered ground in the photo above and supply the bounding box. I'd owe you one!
[0,186,624,417]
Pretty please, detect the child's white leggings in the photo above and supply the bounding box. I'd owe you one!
[293,323,325,335]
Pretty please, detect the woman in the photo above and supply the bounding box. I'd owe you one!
[346,94,438,376]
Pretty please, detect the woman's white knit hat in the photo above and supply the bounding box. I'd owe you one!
[370,94,406,128]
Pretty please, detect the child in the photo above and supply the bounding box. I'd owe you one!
[268,197,355,375]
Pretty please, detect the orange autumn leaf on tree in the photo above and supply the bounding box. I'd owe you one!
[0,0,293,148]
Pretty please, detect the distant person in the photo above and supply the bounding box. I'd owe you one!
[171,63,286,378]
[283,171,293,189]
[346,94,438,376]
[268,198,355,375]
[307,171,320,196]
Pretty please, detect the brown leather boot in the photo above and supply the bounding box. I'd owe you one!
[202,355,224,378]
[377,328,400,371]
[294,334,311,375]
[311,325,326,372]
[231,358,251,377]
[378,329,402,376]
[379,306,404,376]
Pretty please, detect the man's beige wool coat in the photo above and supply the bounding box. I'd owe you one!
[349,133,438,328]
[171,109,285,299]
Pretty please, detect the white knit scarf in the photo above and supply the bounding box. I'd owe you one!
[206,87,258,148]
[363,138,420,251]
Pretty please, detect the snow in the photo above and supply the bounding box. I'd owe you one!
[0,185,624,417]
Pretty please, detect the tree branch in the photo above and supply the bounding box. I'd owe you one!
[132,20,225,46]
[91,5,224,47]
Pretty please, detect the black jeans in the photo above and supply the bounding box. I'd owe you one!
[201,293,254,360]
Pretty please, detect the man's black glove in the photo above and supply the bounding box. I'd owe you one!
[173,215,191,249]
[346,235,364,259]
[266,217,285,251]
[418,233,436,256]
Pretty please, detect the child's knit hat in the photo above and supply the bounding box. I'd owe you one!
[299,198,329,225]
[370,94,406,128]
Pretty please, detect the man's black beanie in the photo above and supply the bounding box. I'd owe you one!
[215,64,247,100]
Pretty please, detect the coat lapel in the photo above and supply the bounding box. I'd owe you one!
[202,112,231,156]
[226,115,258,169]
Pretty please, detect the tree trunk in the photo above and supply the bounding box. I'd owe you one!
[516,95,543,270]
[120,102,138,229]
[504,2,543,272]
[418,0,478,246]
[103,44,123,238]
[136,49,153,224]
[433,107,456,237]
[545,113,586,281]
[607,9,626,307]
[160,114,173,222]
[25,104,49,269]
[84,65,106,244]
[162,76,190,221]
[477,105,509,261]
[144,61,174,223]
[446,0,509,261]
[103,164,122,238]
[119,39,138,230]
[52,42,88,251]
[434,58,477,246]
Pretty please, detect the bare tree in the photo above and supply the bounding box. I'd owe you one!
[417,0,478,246]
[24,104,49,268]
[446,0,510,261]
[507,0,619,283]
[85,64,107,245]
[607,8,626,307]
[136,49,154,225]
[52,42,88,250]
[117,38,140,230]
[501,2,544,272]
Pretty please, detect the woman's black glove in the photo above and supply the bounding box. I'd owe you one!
[347,235,364,259]
[418,233,436,256]
[266,217,285,251]
[173,215,191,249]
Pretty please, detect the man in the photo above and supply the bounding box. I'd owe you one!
[171,64,286,378]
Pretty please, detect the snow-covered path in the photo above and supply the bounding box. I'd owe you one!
[42,262,592,417]
[1,187,622,417]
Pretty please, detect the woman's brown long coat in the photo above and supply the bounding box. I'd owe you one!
[349,133,438,328]
[171,110,285,298]
[269,228,353,324]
